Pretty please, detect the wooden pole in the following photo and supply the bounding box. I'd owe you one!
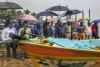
[88,9,91,24]
[89,9,91,18]
[30,56,40,67]
[75,14,77,21]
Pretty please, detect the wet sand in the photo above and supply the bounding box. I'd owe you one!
[0,47,99,67]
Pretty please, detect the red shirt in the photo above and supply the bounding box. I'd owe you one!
[92,25,97,33]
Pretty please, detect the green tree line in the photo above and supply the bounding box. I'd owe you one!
[0,9,40,20]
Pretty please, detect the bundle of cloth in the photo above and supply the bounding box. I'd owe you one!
[9,33,28,40]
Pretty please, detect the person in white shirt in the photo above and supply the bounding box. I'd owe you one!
[1,22,17,61]
[85,23,92,39]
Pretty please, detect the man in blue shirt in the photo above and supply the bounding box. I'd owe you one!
[32,22,44,38]
[15,20,23,33]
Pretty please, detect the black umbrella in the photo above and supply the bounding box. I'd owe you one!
[0,2,23,19]
[72,9,82,14]
[47,5,69,11]
[37,11,59,16]
[63,9,81,16]
[0,2,23,10]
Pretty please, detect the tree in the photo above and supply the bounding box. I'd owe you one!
[24,9,31,14]
[16,10,23,16]
[31,12,36,16]
[36,16,41,20]
[0,10,23,20]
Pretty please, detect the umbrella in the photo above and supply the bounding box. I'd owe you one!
[16,14,37,21]
[47,5,69,11]
[79,18,86,21]
[79,20,88,23]
[37,11,58,16]
[92,19,100,23]
[0,2,23,10]
[63,10,81,16]
[72,9,82,14]
[78,18,92,22]
[62,10,81,40]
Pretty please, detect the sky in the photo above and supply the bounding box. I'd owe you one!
[1,0,100,20]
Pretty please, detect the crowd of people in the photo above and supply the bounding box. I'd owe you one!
[1,19,100,61]
[15,19,100,40]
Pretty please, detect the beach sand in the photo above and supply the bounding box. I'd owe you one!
[0,47,99,67]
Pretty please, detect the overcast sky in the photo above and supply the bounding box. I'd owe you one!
[1,0,100,20]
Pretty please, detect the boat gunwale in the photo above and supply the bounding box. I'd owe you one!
[19,41,100,53]
[73,39,100,41]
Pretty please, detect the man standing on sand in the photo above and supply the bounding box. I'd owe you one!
[1,22,17,61]
[18,21,32,58]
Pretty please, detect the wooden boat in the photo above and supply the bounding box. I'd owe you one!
[18,38,100,67]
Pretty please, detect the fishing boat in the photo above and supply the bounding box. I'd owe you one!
[18,37,100,67]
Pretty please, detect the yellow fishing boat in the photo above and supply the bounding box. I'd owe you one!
[18,37,100,67]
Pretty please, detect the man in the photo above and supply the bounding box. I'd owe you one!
[77,22,85,40]
[18,21,32,58]
[32,22,44,38]
[56,21,65,38]
[44,22,52,38]
[1,22,17,61]
[92,23,98,39]
[18,21,32,39]
[85,23,92,39]
[4,19,10,28]
[65,21,71,39]
[15,20,23,33]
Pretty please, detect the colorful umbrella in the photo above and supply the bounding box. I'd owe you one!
[78,18,92,22]
[86,18,92,21]
[79,18,86,21]
[79,20,88,23]
[92,19,100,23]
[16,14,37,21]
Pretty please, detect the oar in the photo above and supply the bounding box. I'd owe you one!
[26,33,42,37]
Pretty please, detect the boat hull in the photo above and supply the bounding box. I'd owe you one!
[19,42,100,61]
